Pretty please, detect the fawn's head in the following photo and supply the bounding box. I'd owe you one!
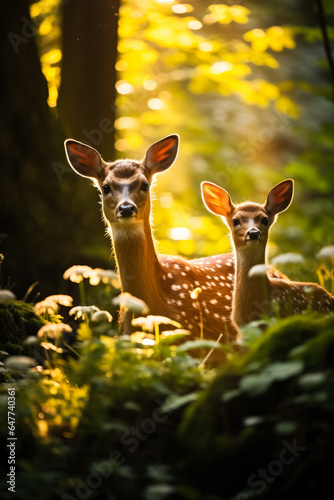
[65,135,179,227]
[201,180,294,252]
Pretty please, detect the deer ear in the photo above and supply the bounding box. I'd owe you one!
[144,134,179,175]
[201,182,234,217]
[264,179,294,217]
[64,139,105,180]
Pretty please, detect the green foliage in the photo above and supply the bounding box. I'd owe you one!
[1,306,334,499]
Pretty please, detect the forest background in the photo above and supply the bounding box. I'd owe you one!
[1,3,334,500]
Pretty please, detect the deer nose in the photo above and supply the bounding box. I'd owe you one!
[247,228,261,240]
[118,203,138,218]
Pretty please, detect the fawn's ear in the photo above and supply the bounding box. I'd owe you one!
[64,139,105,180]
[201,182,235,217]
[144,134,179,175]
[264,179,294,217]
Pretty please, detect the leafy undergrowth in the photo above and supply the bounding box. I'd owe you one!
[1,306,334,500]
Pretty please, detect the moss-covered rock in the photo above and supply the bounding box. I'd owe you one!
[0,301,43,354]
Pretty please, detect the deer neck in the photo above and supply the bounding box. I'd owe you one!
[233,245,270,327]
[110,218,164,308]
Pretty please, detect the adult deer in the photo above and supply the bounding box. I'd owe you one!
[201,179,334,330]
[65,135,239,342]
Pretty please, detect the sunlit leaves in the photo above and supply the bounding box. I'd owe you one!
[275,95,300,118]
[244,26,295,52]
[30,0,62,107]
[116,0,298,148]
[208,4,250,25]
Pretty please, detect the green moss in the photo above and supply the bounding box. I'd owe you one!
[243,314,332,367]
[289,323,334,369]
[0,301,44,354]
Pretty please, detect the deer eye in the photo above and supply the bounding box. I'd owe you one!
[141,181,150,192]
[262,217,269,226]
[232,219,240,227]
[102,184,111,195]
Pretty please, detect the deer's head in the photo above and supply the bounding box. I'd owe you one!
[65,135,179,228]
[201,180,294,252]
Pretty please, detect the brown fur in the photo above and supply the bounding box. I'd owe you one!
[201,179,334,332]
[65,136,242,352]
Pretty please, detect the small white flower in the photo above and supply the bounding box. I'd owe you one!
[316,246,334,260]
[34,299,59,316]
[23,336,39,346]
[190,287,202,300]
[38,323,72,339]
[91,310,113,323]
[69,305,100,320]
[131,315,181,332]
[5,356,36,371]
[63,265,93,283]
[34,295,73,316]
[88,268,120,288]
[40,342,63,353]
[271,253,306,266]
[248,264,273,278]
[0,290,16,301]
[45,295,73,307]
[112,293,149,315]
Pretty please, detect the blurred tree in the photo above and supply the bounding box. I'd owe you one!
[58,0,120,159]
[0,0,108,298]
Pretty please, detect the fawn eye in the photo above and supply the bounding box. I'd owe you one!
[102,184,111,195]
[141,181,150,192]
[262,217,269,226]
[232,219,240,227]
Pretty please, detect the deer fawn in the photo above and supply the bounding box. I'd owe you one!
[65,135,240,342]
[201,179,334,330]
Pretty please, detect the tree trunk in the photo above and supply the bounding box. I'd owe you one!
[58,0,120,160]
[0,0,108,299]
